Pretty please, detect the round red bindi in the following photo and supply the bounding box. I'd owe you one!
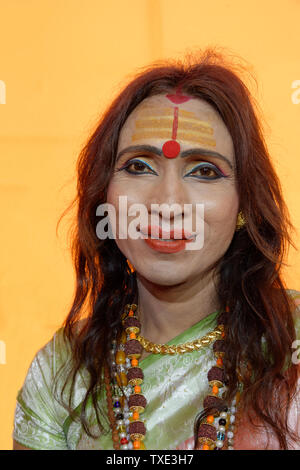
[162,140,181,159]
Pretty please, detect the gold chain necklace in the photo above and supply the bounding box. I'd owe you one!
[126,304,224,355]
[136,326,224,355]
[110,304,238,451]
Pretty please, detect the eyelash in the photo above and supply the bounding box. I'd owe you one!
[117,158,225,180]
[185,162,225,180]
[117,158,157,175]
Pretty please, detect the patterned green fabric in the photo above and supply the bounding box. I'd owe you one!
[12,289,300,450]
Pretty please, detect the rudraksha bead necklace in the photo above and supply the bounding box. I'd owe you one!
[105,304,242,450]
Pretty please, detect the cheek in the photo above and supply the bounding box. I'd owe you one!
[190,185,239,231]
[204,190,239,239]
[106,180,119,209]
[107,179,145,210]
[208,195,238,218]
[106,179,148,248]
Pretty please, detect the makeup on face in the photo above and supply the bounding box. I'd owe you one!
[118,95,226,180]
[142,237,188,253]
[112,93,236,257]
[116,144,232,177]
[138,224,195,253]
[132,104,216,157]
[117,91,234,174]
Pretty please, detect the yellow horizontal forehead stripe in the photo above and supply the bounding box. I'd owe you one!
[132,130,172,141]
[178,109,195,118]
[177,119,214,135]
[179,116,212,127]
[135,118,174,129]
[132,106,216,147]
[138,107,174,117]
[132,130,216,147]
[135,117,214,135]
[176,131,216,147]
[138,107,197,118]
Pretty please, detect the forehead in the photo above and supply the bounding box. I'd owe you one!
[117,94,234,159]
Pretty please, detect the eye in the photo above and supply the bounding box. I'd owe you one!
[117,158,157,175]
[185,162,223,180]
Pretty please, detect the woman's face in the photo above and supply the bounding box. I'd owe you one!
[106,93,239,286]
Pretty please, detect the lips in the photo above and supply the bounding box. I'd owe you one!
[139,225,195,253]
[139,225,195,241]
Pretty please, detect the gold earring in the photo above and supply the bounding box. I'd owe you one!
[126,259,135,273]
[236,211,246,231]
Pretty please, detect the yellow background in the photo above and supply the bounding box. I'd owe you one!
[1,0,300,449]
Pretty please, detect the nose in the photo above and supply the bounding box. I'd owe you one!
[146,168,187,223]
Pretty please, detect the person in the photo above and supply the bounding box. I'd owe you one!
[13,49,300,450]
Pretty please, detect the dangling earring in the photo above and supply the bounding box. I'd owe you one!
[236,211,246,231]
[126,259,135,273]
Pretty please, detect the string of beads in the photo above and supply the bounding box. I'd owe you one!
[105,304,241,450]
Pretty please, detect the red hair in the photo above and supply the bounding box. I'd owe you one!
[56,48,299,448]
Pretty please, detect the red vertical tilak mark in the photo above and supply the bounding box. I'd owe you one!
[172,107,179,140]
[162,89,188,159]
[162,106,181,158]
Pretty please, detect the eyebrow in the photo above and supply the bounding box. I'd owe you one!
[181,148,233,169]
[116,144,233,169]
[116,145,162,161]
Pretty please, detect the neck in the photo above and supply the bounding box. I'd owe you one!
[136,268,220,346]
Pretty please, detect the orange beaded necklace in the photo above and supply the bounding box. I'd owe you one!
[105,304,241,450]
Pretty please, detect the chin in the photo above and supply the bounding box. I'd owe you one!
[136,263,190,287]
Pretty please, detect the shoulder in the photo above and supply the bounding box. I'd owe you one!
[18,318,89,410]
[13,319,90,449]
[26,323,72,380]
[13,326,71,450]
[36,318,88,368]
[16,325,71,412]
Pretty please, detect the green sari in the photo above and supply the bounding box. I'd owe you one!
[12,290,300,450]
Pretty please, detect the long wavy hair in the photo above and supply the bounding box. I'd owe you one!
[55,48,299,449]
